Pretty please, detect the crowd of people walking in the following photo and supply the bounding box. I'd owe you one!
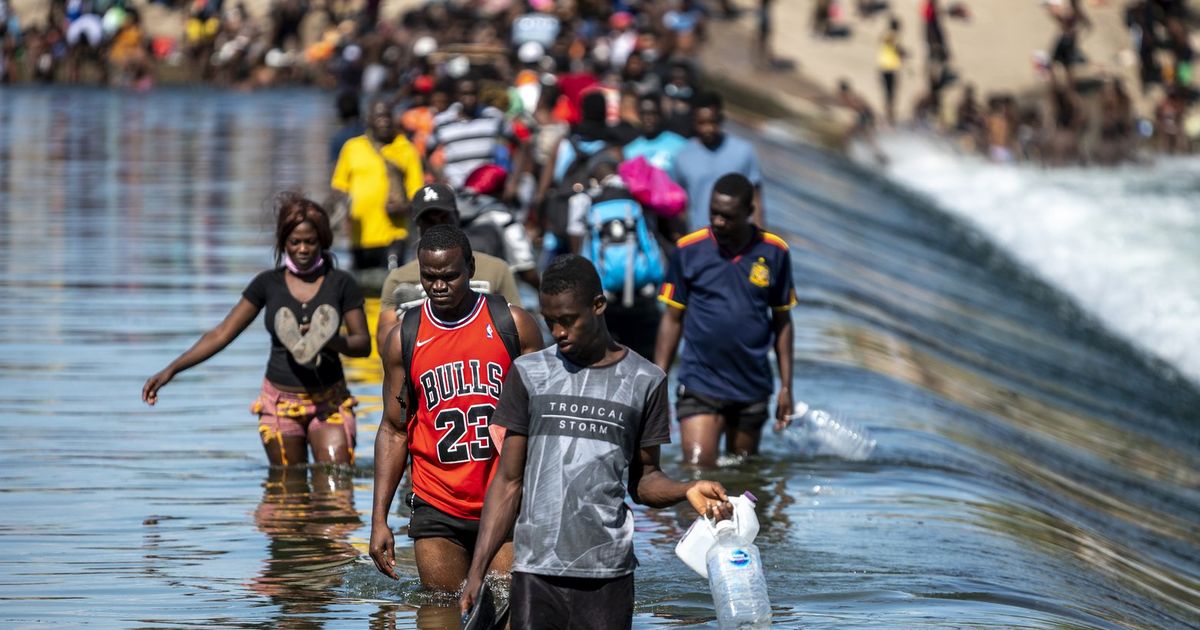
[141,1,799,626]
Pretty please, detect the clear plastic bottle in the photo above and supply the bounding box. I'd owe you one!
[675,492,759,578]
[782,403,875,461]
[706,520,771,628]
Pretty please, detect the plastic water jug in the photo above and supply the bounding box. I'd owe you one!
[781,403,875,461]
[706,520,771,628]
[675,492,759,578]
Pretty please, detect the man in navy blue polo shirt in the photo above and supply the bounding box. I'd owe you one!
[653,173,796,467]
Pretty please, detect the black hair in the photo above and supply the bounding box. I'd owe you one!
[418,223,474,262]
[541,254,603,305]
[712,173,754,212]
[433,77,456,95]
[336,90,360,120]
[272,192,334,266]
[581,91,608,124]
[638,92,662,110]
[691,90,723,115]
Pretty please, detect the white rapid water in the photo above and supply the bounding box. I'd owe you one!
[868,132,1200,385]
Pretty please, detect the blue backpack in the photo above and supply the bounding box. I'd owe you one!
[584,188,665,303]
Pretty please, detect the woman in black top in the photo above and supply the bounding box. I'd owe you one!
[143,193,371,466]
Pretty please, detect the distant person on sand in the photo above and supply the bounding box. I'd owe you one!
[954,84,984,151]
[1045,0,1091,85]
[757,0,774,68]
[655,174,796,468]
[142,194,370,466]
[920,0,955,118]
[878,16,905,126]
[331,99,425,270]
[837,79,888,164]
[1096,77,1133,164]
[674,91,765,232]
[1155,85,1192,155]
[1045,76,1085,165]
[370,223,541,592]
[460,254,734,626]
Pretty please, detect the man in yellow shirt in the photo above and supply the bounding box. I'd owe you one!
[331,100,425,270]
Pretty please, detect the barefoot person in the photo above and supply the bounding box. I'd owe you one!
[370,224,542,592]
[460,255,733,628]
[142,194,370,466]
[655,174,796,468]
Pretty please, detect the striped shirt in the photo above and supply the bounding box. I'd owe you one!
[429,104,512,188]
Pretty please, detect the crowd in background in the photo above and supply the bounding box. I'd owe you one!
[0,0,1194,168]
[814,0,1197,165]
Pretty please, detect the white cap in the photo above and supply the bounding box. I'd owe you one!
[446,55,470,78]
[517,41,544,64]
[413,35,438,58]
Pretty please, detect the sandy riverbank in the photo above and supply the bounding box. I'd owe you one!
[705,0,1149,124]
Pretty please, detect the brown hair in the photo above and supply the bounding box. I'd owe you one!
[273,192,334,266]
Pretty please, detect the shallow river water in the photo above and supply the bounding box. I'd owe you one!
[1,89,1197,628]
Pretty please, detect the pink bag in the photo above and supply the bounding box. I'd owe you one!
[618,156,687,219]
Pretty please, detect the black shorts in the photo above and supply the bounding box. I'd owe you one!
[676,386,769,428]
[406,493,480,550]
[351,240,406,271]
[510,571,634,630]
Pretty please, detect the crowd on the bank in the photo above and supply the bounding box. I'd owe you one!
[818,0,1198,165]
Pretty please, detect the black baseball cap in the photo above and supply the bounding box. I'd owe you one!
[411,183,458,221]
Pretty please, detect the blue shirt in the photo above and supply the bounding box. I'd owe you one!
[673,134,763,232]
[658,228,795,402]
[623,131,688,178]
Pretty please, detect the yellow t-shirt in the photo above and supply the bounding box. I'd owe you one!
[331,135,425,250]
[878,35,902,72]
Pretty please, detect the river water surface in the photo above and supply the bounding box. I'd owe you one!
[1,89,1197,628]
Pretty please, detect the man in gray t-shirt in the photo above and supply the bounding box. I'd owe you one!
[460,255,733,629]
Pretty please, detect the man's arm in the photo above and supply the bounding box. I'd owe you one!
[459,432,528,614]
[771,309,794,430]
[628,445,732,517]
[511,305,544,355]
[653,305,685,374]
[368,321,413,579]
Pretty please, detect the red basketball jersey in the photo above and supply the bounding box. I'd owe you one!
[407,294,513,520]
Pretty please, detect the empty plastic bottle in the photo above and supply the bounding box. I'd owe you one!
[675,492,759,578]
[706,519,771,628]
[782,403,876,461]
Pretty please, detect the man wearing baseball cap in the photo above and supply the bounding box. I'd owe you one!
[376,184,523,343]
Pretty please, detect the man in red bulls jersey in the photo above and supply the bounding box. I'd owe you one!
[370,223,542,591]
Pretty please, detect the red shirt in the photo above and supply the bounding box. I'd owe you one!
[407,295,513,520]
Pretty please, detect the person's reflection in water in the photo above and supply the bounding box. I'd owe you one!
[369,602,465,630]
[249,466,362,627]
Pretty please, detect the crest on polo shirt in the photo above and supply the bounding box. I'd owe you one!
[749,257,770,288]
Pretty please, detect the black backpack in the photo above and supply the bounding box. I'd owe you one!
[398,293,521,410]
[543,136,612,244]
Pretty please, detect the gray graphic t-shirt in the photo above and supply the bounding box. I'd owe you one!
[493,347,671,578]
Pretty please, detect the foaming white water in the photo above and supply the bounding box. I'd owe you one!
[868,132,1200,384]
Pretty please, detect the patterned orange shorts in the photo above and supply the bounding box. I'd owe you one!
[250,379,358,462]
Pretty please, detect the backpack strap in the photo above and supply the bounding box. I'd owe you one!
[483,293,522,362]
[399,304,423,410]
